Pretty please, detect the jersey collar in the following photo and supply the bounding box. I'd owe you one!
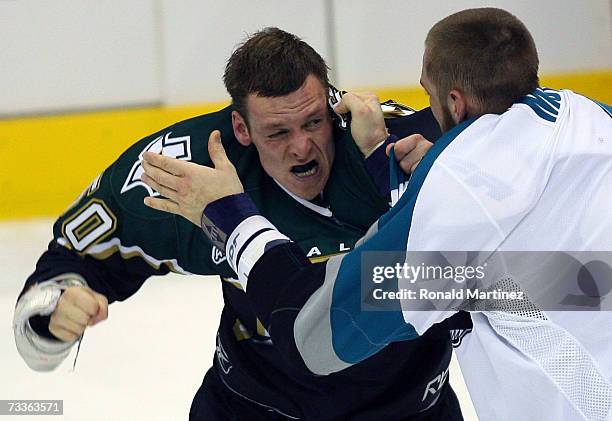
[273,179,333,217]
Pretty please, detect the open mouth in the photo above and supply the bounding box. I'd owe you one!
[290,160,319,178]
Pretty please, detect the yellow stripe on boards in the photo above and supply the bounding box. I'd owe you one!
[0,102,227,220]
[540,71,612,105]
[366,70,612,111]
[1,70,610,220]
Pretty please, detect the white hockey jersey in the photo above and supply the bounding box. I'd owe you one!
[226,88,612,420]
[401,89,612,420]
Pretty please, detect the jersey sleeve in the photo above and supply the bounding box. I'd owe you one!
[364,107,442,200]
[18,124,221,307]
[324,106,442,227]
[209,117,507,376]
[200,184,453,375]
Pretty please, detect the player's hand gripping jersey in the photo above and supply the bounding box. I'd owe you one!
[14,105,465,420]
[213,89,612,421]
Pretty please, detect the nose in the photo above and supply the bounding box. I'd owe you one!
[288,131,312,160]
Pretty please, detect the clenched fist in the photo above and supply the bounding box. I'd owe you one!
[386,134,434,173]
[333,92,388,157]
[49,286,108,342]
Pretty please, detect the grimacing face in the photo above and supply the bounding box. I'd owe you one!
[232,75,335,200]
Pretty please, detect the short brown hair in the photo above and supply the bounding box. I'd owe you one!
[223,27,329,119]
[425,8,539,115]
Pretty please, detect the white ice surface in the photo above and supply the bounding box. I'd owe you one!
[1,218,477,420]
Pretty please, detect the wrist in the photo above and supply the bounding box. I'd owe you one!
[362,129,392,158]
[201,193,259,252]
[200,193,290,290]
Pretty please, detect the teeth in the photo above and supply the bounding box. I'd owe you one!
[294,167,317,178]
[292,160,318,178]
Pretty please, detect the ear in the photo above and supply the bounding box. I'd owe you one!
[232,111,252,146]
[447,89,469,125]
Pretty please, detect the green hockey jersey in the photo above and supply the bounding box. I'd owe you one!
[22,105,456,420]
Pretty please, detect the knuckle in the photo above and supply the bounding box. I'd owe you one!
[404,133,421,142]
[49,326,66,341]
[354,107,368,118]
[406,138,420,149]
[54,296,69,312]
[48,316,59,330]
[395,141,409,154]
[98,293,108,307]
[63,331,78,342]
[62,286,80,300]
[86,297,100,315]
[73,320,87,333]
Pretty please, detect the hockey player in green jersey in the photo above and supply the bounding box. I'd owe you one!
[13,28,463,420]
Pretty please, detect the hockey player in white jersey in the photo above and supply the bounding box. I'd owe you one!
[138,7,612,421]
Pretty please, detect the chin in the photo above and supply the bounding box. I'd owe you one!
[301,190,320,201]
[290,186,318,201]
[286,174,327,201]
[293,181,325,200]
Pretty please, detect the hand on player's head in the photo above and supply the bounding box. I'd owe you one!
[141,130,244,227]
[334,92,388,157]
[386,134,433,174]
[49,286,108,343]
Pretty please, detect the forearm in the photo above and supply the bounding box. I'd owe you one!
[203,194,323,372]
[366,107,442,201]
[14,241,158,371]
[363,135,397,199]
[203,194,417,375]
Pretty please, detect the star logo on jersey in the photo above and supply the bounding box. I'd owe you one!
[121,132,192,196]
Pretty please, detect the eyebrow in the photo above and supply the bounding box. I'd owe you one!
[304,110,325,120]
[262,122,286,130]
[261,109,326,131]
